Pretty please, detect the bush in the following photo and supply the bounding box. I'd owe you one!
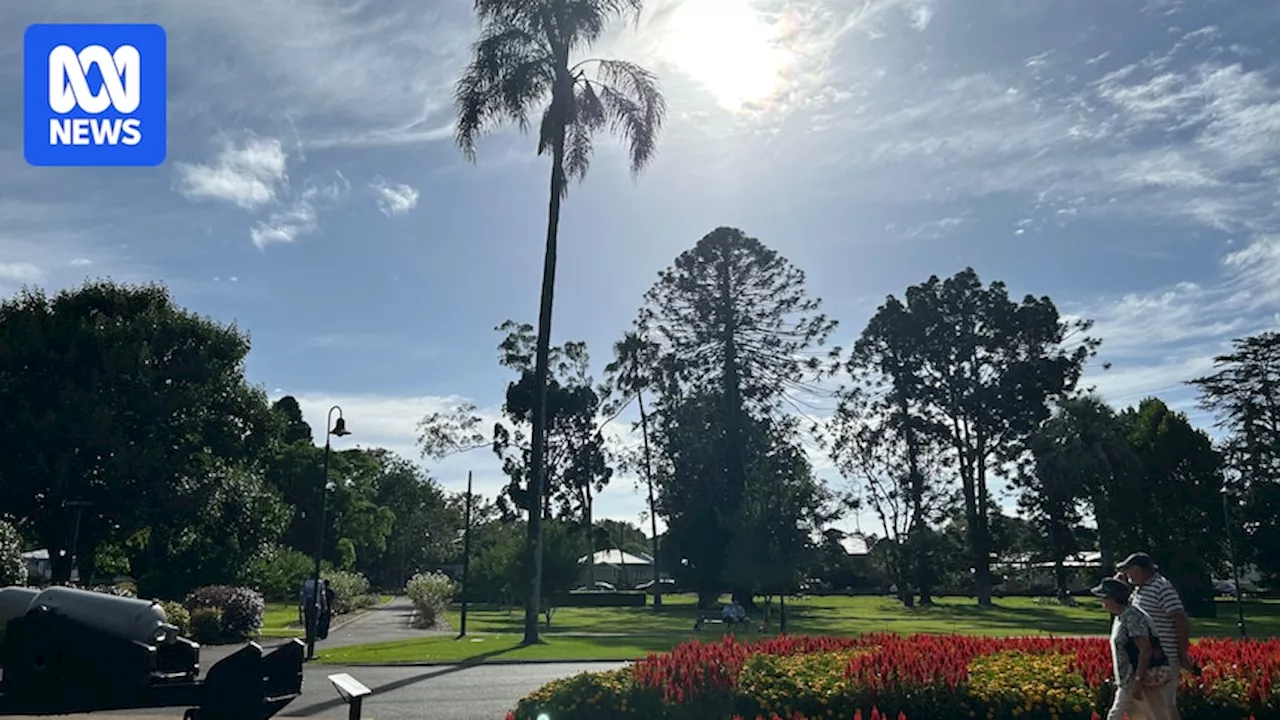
[183,584,264,642]
[321,570,375,615]
[159,600,191,636]
[220,587,265,641]
[510,633,1280,720]
[405,572,455,628]
[0,520,27,587]
[250,547,314,602]
[189,608,222,644]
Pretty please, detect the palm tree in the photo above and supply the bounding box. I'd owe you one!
[603,330,664,605]
[454,0,666,644]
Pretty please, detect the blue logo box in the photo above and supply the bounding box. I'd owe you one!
[24,23,167,167]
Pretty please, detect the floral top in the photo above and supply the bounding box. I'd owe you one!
[1110,605,1157,687]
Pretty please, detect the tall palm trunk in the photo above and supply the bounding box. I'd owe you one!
[523,108,568,646]
[638,392,662,607]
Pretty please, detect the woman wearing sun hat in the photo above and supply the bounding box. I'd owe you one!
[1091,576,1174,720]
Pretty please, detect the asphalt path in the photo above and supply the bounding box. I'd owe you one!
[16,662,628,720]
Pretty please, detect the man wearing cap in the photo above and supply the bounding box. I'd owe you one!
[1117,552,1191,719]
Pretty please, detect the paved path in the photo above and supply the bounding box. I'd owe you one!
[17,661,629,720]
[200,596,432,666]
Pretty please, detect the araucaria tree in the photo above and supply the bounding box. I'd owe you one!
[454,0,665,644]
[852,268,1095,606]
[640,227,838,606]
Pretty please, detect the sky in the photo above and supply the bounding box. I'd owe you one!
[3,0,1280,538]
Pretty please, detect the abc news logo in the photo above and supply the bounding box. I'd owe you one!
[24,24,167,167]
[48,44,144,147]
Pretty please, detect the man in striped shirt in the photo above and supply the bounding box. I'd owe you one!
[1118,552,1192,720]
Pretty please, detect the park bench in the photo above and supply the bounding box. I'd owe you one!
[693,613,755,633]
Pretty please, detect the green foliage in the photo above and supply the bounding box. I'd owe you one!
[0,519,27,586]
[849,268,1096,605]
[1119,398,1225,616]
[0,281,284,588]
[321,569,376,615]
[189,607,222,644]
[159,600,191,636]
[405,571,455,628]
[1191,332,1280,587]
[182,584,265,642]
[250,546,314,602]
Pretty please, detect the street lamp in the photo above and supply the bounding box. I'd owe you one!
[1220,482,1247,638]
[307,406,351,660]
[64,500,92,584]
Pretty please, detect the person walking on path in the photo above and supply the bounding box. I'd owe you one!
[1118,552,1195,720]
[1092,577,1174,720]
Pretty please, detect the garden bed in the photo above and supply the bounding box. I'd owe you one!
[507,633,1280,719]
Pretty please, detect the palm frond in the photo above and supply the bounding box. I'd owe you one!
[563,80,608,183]
[591,59,666,176]
[454,24,554,160]
[560,0,645,50]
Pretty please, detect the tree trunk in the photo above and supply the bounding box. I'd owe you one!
[638,393,662,608]
[973,454,994,606]
[522,97,568,646]
[585,490,594,588]
[1090,488,1115,572]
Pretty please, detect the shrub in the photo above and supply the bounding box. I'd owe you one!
[159,600,191,636]
[405,572,455,628]
[189,608,222,644]
[219,586,265,641]
[250,547,314,602]
[184,584,235,612]
[183,584,264,642]
[321,570,375,615]
[0,521,28,587]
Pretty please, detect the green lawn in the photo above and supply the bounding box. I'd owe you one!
[316,594,1280,665]
[259,594,394,638]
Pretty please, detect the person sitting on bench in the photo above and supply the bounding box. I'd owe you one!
[722,601,746,624]
[695,600,750,631]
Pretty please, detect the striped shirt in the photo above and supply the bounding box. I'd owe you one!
[1131,573,1184,662]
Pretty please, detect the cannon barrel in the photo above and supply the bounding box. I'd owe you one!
[29,586,179,645]
[0,586,304,719]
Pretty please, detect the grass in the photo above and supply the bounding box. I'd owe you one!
[316,594,1280,665]
[258,593,395,638]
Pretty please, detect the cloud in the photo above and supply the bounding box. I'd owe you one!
[175,137,289,209]
[371,179,420,216]
[1074,234,1280,413]
[0,262,43,283]
[175,137,351,249]
[69,258,92,267]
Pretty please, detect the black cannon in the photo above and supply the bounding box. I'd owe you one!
[0,586,304,719]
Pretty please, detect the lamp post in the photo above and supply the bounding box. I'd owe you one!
[307,406,351,660]
[1220,482,1247,638]
[64,500,92,584]
[458,471,474,638]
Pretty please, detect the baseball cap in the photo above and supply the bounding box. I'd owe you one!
[1116,552,1157,571]
[1090,577,1133,602]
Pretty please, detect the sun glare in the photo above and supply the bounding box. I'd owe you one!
[658,0,796,111]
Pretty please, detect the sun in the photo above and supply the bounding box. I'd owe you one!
[657,0,796,111]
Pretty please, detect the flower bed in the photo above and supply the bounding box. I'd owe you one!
[508,633,1280,720]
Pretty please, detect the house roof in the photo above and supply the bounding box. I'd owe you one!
[840,534,870,556]
[578,549,652,566]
